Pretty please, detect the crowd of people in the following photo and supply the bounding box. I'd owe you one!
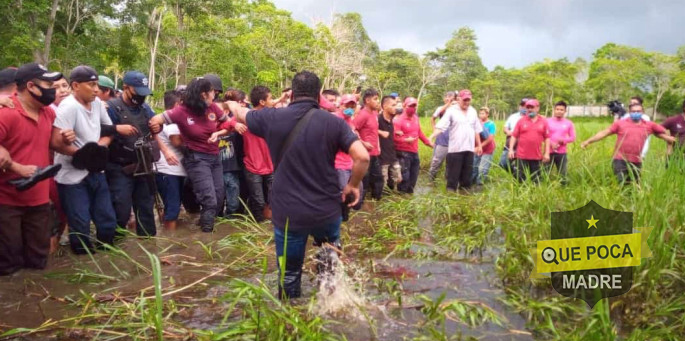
[1,62,684,299]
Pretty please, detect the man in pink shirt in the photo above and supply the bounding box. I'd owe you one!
[582,103,674,185]
[546,101,576,184]
[394,97,433,193]
[335,94,359,190]
[354,89,383,200]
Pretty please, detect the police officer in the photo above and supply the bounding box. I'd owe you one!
[105,71,157,237]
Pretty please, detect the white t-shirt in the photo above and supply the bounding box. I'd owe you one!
[505,112,523,132]
[155,124,186,176]
[620,113,651,158]
[54,95,112,185]
[436,105,482,153]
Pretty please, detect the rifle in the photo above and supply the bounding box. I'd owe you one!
[133,134,165,225]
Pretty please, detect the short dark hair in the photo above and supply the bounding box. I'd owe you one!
[183,77,213,116]
[630,96,643,105]
[381,95,394,108]
[291,71,321,100]
[250,85,271,107]
[99,85,114,97]
[628,103,643,111]
[224,88,246,102]
[322,89,340,97]
[163,90,181,110]
[362,88,379,105]
[282,87,291,93]
[555,100,568,109]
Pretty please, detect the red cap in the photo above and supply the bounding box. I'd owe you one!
[525,99,540,107]
[404,97,418,107]
[340,94,357,105]
[458,89,472,100]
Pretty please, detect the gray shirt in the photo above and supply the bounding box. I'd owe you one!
[54,95,112,185]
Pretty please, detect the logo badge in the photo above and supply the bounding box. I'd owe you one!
[531,200,652,308]
[187,117,195,125]
[208,113,217,121]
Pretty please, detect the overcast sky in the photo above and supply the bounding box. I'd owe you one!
[271,0,685,69]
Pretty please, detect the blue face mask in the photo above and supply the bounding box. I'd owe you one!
[343,108,355,117]
[520,108,527,115]
[528,111,537,118]
[629,112,642,122]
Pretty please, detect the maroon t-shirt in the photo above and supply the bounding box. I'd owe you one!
[661,113,685,148]
[610,120,665,163]
[512,116,549,160]
[0,96,55,206]
[163,103,226,155]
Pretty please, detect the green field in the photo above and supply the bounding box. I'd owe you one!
[1,117,683,341]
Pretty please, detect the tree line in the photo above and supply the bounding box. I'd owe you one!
[2,0,685,117]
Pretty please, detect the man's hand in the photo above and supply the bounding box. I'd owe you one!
[508,150,516,160]
[543,153,550,163]
[116,124,140,136]
[0,97,14,108]
[475,146,483,156]
[163,150,179,166]
[551,142,560,150]
[208,131,222,143]
[342,183,361,207]
[395,130,404,136]
[362,141,373,151]
[12,163,37,178]
[580,140,589,149]
[379,130,390,138]
[60,129,76,145]
[234,122,248,135]
[148,122,162,135]
[0,148,11,170]
[405,136,417,143]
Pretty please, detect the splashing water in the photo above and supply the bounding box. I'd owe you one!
[311,248,369,319]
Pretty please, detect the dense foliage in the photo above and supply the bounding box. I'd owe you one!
[2,0,684,116]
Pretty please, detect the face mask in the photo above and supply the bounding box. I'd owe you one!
[405,107,417,116]
[520,108,527,115]
[629,112,642,122]
[343,108,354,117]
[395,108,403,115]
[29,83,57,106]
[528,111,537,118]
[129,90,146,106]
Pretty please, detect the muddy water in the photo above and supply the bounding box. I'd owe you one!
[0,188,534,340]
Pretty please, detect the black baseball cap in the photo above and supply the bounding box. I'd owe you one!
[123,71,151,96]
[14,63,62,84]
[69,65,99,83]
[0,67,17,88]
[204,74,223,93]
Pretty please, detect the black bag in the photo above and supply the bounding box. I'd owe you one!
[72,142,109,172]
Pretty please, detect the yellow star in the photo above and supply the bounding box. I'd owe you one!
[587,215,599,229]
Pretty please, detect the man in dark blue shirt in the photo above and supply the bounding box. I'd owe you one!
[105,71,158,237]
[227,71,369,299]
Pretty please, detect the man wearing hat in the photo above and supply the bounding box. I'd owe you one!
[0,63,70,274]
[335,94,361,190]
[51,65,118,254]
[394,97,433,193]
[499,98,529,172]
[0,67,17,97]
[105,71,157,237]
[431,89,483,191]
[97,75,117,103]
[507,99,550,183]
[204,74,223,99]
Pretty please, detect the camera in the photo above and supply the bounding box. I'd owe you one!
[607,100,625,116]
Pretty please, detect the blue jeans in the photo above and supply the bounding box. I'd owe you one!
[58,173,117,254]
[156,173,184,221]
[398,151,420,194]
[472,153,494,185]
[223,171,241,216]
[106,163,156,237]
[274,216,342,299]
[183,150,224,230]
